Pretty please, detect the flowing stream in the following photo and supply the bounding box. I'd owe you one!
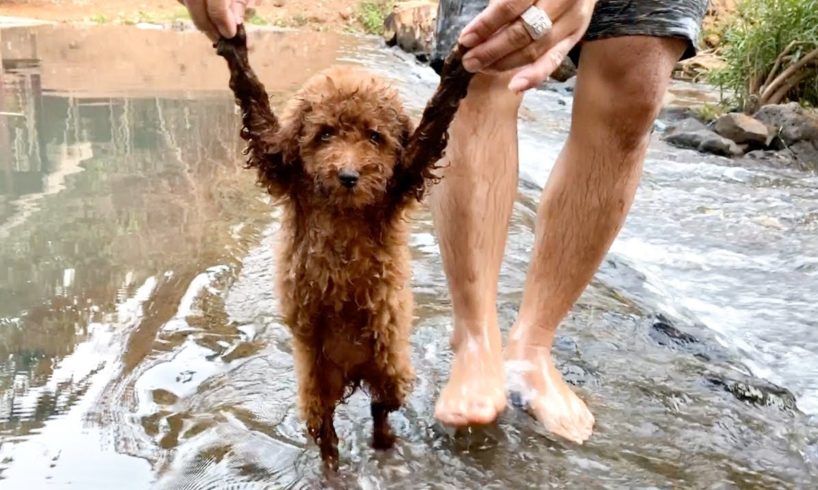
[1,24,816,488]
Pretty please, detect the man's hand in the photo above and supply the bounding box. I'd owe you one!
[178,0,251,41]
[458,0,596,92]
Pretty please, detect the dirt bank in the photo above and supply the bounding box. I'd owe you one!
[0,0,370,32]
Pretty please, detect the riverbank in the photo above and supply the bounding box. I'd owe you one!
[0,0,373,32]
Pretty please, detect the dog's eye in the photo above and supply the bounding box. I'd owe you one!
[368,130,382,145]
[319,128,334,143]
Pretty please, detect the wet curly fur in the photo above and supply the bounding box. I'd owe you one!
[275,67,418,469]
[216,26,472,470]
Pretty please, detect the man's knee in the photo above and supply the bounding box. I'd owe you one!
[604,70,667,153]
[574,37,686,153]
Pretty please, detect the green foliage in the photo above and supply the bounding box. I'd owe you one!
[694,102,727,123]
[709,0,818,110]
[247,12,269,26]
[356,0,392,35]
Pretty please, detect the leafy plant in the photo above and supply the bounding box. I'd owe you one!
[247,12,269,25]
[709,0,818,111]
[356,0,392,35]
[694,102,727,123]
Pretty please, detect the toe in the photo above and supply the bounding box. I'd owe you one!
[438,411,469,427]
[435,400,468,427]
[466,399,498,425]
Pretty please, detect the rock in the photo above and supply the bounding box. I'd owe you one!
[383,0,437,57]
[664,117,744,156]
[673,51,727,82]
[667,117,708,134]
[789,140,818,167]
[664,129,708,148]
[550,57,577,83]
[706,375,798,411]
[540,76,576,94]
[658,106,700,125]
[714,113,773,146]
[650,320,699,347]
[665,130,744,157]
[698,136,745,156]
[753,103,818,146]
[700,0,736,49]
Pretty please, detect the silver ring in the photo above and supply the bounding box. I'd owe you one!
[520,5,552,41]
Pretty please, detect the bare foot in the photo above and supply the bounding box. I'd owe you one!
[505,342,594,444]
[434,329,506,427]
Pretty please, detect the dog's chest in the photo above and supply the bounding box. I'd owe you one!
[278,212,410,368]
[296,240,404,369]
[288,216,407,296]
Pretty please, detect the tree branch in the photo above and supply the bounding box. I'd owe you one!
[761,46,818,102]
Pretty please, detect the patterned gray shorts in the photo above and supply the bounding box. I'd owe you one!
[431,0,709,73]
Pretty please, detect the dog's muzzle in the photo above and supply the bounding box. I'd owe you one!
[338,169,360,188]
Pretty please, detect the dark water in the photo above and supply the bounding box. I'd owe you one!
[1,24,817,489]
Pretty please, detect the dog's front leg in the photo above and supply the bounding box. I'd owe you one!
[388,45,474,205]
[216,25,298,199]
[215,25,279,143]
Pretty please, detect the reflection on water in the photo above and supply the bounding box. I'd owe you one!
[1,24,817,489]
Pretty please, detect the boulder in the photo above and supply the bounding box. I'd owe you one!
[706,375,797,411]
[667,117,708,134]
[743,149,794,166]
[663,118,744,157]
[698,135,745,157]
[789,140,818,167]
[550,57,577,83]
[714,112,773,146]
[665,130,743,157]
[753,103,818,146]
[383,0,438,57]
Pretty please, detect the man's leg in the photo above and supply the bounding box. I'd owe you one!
[430,72,522,426]
[504,35,687,442]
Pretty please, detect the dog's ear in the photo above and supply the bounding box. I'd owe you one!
[396,112,414,166]
[271,107,305,166]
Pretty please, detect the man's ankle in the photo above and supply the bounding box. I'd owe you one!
[450,318,500,347]
[507,325,556,353]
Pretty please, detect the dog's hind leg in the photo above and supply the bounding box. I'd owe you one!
[370,357,413,449]
[370,397,399,450]
[292,336,345,470]
[370,293,415,450]
[316,402,340,471]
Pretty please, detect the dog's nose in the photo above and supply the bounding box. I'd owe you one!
[338,169,359,188]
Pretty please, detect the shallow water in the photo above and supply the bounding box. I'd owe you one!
[1,24,817,488]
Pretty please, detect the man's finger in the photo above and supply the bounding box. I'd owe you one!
[185,0,220,41]
[508,34,577,92]
[458,0,534,48]
[484,19,572,73]
[207,0,239,39]
[462,19,543,73]
[230,0,250,26]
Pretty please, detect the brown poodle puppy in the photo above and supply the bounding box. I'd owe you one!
[216,26,472,470]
